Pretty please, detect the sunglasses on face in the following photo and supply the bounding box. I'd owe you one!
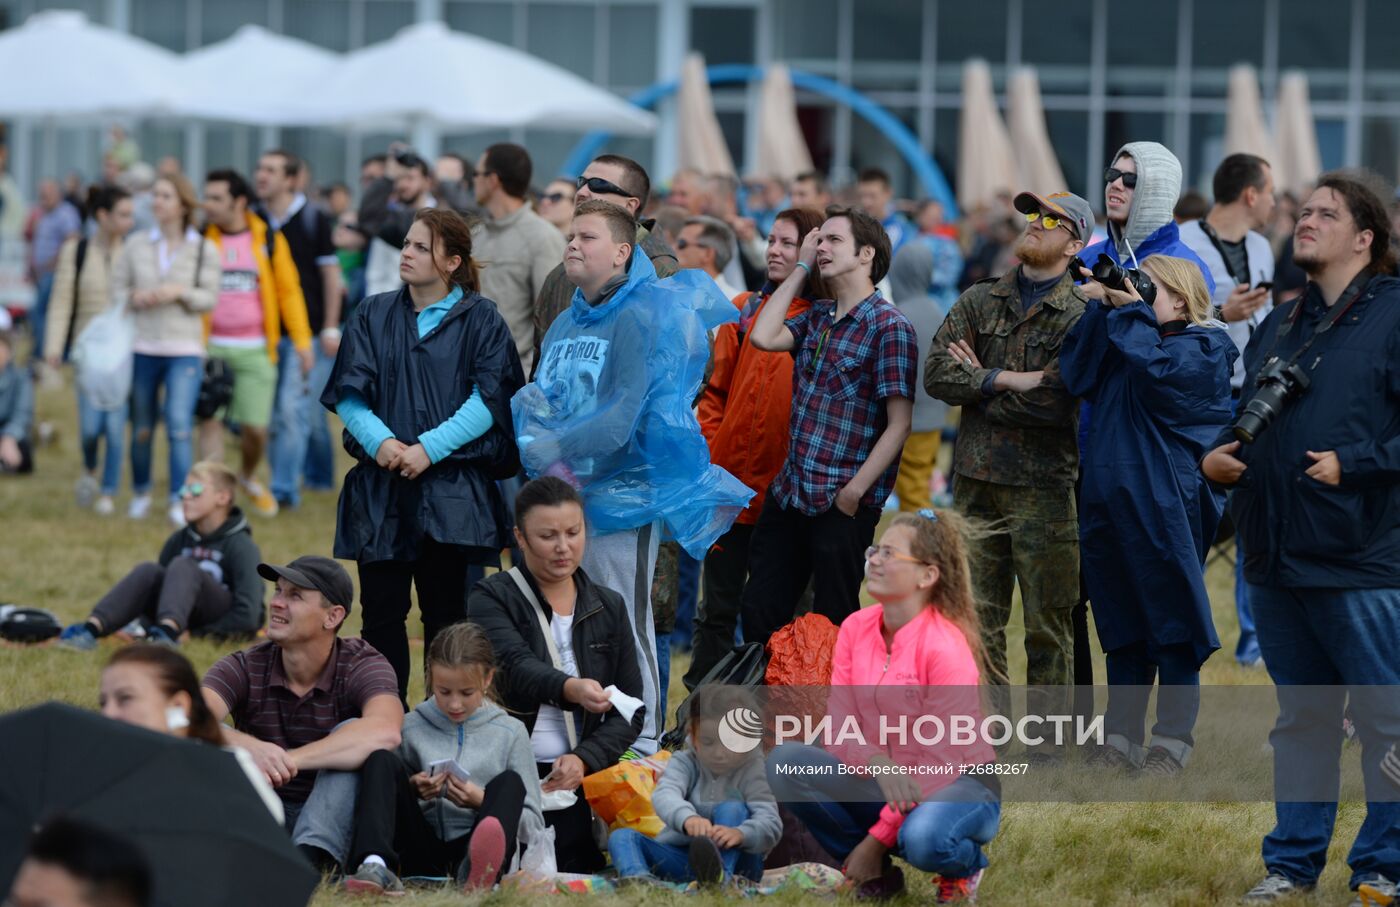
[177,483,205,499]
[1024,210,1074,233]
[576,175,635,199]
[541,192,569,204]
[1104,167,1138,189]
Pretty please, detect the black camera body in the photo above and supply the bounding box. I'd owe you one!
[1089,253,1158,306]
[1233,358,1311,444]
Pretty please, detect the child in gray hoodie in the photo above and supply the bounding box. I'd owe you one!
[344,622,543,896]
[609,685,781,886]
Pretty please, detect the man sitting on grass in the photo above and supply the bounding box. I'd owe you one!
[201,555,403,873]
[58,461,264,649]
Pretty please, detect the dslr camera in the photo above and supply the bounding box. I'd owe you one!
[1233,358,1310,444]
[1087,253,1157,306]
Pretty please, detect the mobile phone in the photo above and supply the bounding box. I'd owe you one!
[1255,281,1274,292]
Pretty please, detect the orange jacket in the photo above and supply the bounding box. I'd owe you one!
[698,290,812,525]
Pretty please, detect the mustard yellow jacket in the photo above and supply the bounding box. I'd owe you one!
[203,211,312,363]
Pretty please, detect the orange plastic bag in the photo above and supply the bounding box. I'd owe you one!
[764,612,839,685]
[581,751,671,836]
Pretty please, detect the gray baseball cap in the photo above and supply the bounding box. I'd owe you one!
[1013,190,1095,241]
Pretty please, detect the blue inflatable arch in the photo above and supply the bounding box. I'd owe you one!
[561,63,958,218]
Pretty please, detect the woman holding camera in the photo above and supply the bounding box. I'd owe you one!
[1059,254,1236,776]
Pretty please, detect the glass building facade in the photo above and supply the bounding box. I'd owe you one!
[2,0,1397,201]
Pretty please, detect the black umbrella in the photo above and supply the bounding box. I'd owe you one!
[0,703,319,907]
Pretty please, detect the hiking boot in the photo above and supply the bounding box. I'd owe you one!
[57,624,97,652]
[241,478,279,517]
[127,494,152,520]
[343,861,404,896]
[75,474,99,509]
[1354,875,1397,907]
[1240,872,1314,903]
[1084,743,1137,773]
[145,624,180,648]
[936,868,984,903]
[688,836,724,889]
[1142,746,1185,777]
[853,864,905,900]
[459,816,506,891]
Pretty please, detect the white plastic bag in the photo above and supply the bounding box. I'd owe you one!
[72,304,134,412]
[519,823,557,877]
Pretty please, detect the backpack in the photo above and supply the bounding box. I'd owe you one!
[0,605,62,643]
[660,641,767,750]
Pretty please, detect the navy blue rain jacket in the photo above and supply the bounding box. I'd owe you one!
[322,286,526,563]
[1216,274,1400,589]
[1060,299,1237,665]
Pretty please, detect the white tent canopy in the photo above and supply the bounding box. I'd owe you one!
[752,64,814,183]
[1224,64,1277,162]
[957,59,1017,211]
[0,11,182,117]
[675,52,736,177]
[1273,70,1323,198]
[314,21,655,136]
[173,26,339,126]
[1006,67,1068,195]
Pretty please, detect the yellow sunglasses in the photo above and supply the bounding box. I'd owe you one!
[1024,210,1073,233]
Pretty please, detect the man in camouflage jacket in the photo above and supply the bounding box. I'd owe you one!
[924,191,1093,716]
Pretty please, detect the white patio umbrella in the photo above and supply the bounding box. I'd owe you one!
[1224,64,1277,162]
[1006,67,1068,194]
[957,59,1017,211]
[173,25,339,125]
[1273,70,1323,197]
[317,21,655,135]
[752,63,814,184]
[0,10,182,117]
[676,52,736,177]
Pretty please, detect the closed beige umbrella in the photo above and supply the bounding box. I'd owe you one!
[753,63,814,184]
[1273,70,1322,197]
[676,52,736,177]
[957,58,1017,211]
[1006,66,1068,194]
[1224,64,1277,162]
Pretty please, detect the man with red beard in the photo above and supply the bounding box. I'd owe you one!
[924,190,1093,744]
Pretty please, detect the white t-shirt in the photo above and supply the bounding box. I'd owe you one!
[531,610,578,762]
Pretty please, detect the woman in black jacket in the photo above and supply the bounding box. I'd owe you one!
[322,207,525,702]
[467,477,644,873]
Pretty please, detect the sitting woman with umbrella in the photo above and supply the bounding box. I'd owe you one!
[1059,254,1236,775]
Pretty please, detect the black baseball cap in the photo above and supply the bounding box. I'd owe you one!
[258,556,355,613]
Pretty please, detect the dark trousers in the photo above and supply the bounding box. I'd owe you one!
[89,558,232,635]
[739,495,880,649]
[537,762,605,873]
[349,750,525,879]
[358,539,470,702]
[686,522,755,690]
[1071,473,1096,721]
[1103,640,1201,751]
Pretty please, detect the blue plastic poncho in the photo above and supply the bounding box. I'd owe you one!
[512,251,753,558]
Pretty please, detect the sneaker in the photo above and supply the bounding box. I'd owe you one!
[688,836,724,889]
[1355,875,1398,907]
[145,624,180,648]
[75,474,99,509]
[95,495,115,516]
[1085,743,1137,772]
[241,478,279,517]
[57,624,97,652]
[1142,746,1185,776]
[459,816,506,891]
[1241,872,1315,903]
[115,619,147,641]
[853,863,905,900]
[342,860,404,897]
[127,494,152,520]
[936,868,984,903]
[167,501,186,528]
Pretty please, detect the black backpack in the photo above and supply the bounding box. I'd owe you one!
[0,606,62,643]
[660,641,768,750]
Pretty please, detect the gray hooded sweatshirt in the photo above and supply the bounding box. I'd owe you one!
[1108,141,1183,264]
[399,698,544,842]
[650,749,782,855]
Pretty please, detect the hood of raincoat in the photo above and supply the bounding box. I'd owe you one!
[1107,141,1183,263]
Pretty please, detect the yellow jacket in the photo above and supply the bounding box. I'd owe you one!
[203,211,312,363]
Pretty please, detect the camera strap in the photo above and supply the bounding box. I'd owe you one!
[1270,270,1372,371]
[1198,220,1251,286]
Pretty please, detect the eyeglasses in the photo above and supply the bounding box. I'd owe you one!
[1024,210,1073,233]
[1104,167,1138,189]
[177,483,205,499]
[541,192,570,204]
[864,545,930,566]
[675,238,691,249]
[576,175,636,199]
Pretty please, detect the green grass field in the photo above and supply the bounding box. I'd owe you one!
[0,372,1370,905]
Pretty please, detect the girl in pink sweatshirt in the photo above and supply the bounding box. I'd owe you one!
[766,509,1000,904]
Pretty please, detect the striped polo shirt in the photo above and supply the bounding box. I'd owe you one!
[203,637,399,804]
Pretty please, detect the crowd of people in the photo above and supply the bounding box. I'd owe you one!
[4,123,1400,907]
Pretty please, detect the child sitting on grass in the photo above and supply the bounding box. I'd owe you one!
[58,461,263,648]
[343,621,543,896]
[609,685,781,887]
[0,330,33,475]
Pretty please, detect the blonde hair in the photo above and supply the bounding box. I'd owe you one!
[887,510,1000,683]
[188,460,237,497]
[425,621,499,703]
[157,173,200,231]
[1140,255,1213,325]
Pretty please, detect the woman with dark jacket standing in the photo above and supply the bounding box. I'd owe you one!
[467,477,644,874]
[322,207,525,702]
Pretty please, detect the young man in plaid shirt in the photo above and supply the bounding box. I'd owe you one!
[741,206,918,647]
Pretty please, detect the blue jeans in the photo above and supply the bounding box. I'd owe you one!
[130,354,202,500]
[608,801,764,882]
[671,551,700,652]
[27,271,54,365]
[78,386,127,495]
[1103,640,1201,764]
[303,343,336,490]
[1234,551,1260,664]
[270,338,312,505]
[1252,584,1400,889]
[766,744,1000,878]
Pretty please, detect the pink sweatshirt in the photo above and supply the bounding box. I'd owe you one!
[829,603,993,847]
